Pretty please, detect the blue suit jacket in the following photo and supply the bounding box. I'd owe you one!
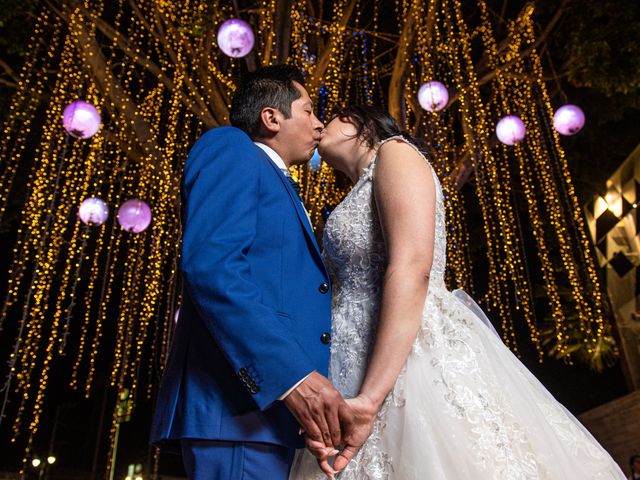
[151,127,332,448]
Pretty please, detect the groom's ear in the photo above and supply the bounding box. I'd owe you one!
[258,107,282,135]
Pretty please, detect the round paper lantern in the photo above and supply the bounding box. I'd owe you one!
[417,81,449,112]
[217,19,255,58]
[62,100,101,139]
[78,197,109,226]
[496,115,526,145]
[553,104,585,136]
[117,199,152,233]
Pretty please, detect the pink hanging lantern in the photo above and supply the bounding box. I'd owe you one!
[496,115,526,145]
[217,19,255,58]
[417,81,449,112]
[553,104,585,136]
[78,197,109,226]
[117,199,152,233]
[62,100,101,139]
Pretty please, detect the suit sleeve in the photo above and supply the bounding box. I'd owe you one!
[181,129,316,410]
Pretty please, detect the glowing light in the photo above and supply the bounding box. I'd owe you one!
[62,101,101,139]
[117,199,152,233]
[553,104,585,136]
[78,198,109,226]
[217,19,255,58]
[417,81,449,112]
[496,115,526,145]
[310,149,321,172]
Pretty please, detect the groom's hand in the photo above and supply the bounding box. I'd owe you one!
[283,371,348,450]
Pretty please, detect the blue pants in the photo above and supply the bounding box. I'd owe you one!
[181,439,296,480]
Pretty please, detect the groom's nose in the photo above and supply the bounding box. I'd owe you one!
[312,113,324,132]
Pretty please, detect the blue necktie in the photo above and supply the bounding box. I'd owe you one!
[287,176,302,199]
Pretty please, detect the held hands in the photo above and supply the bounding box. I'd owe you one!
[283,372,348,454]
[303,394,379,478]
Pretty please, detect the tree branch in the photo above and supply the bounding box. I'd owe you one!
[308,0,358,89]
[0,59,19,86]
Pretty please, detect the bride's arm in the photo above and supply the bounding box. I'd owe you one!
[359,140,436,407]
[335,139,436,471]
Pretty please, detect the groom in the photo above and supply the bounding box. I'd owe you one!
[151,65,350,479]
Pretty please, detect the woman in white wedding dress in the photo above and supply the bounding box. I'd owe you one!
[289,105,625,480]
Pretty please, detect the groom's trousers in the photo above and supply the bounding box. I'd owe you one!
[181,439,295,480]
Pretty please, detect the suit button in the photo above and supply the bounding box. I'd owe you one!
[320,332,331,344]
[319,283,329,294]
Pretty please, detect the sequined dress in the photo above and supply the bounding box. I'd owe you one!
[289,136,625,479]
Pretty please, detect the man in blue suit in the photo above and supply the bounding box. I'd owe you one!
[151,65,350,479]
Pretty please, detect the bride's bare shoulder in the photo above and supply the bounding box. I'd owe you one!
[376,138,430,174]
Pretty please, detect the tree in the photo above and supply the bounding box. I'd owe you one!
[0,0,632,474]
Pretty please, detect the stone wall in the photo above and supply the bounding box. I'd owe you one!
[578,390,640,474]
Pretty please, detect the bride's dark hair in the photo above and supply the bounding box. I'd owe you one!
[334,104,423,150]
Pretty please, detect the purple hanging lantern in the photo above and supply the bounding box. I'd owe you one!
[78,197,109,226]
[62,101,101,139]
[496,115,526,145]
[117,199,152,233]
[417,81,449,112]
[217,19,255,58]
[553,104,585,136]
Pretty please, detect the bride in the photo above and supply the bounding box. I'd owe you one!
[289,105,625,479]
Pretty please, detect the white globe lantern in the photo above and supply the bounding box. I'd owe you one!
[62,100,101,139]
[217,19,255,58]
[78,197,109,226]
[553,104,586,136]
[496,115,526,145]
[417,81,449,112]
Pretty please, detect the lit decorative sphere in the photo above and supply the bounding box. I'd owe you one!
[496,115,526,145]
[78,197,109,226]
[217,19,255,58]
[417,81,449,112]
[117,199,152,233]
[62,100,101,139]
[553,104,585,136]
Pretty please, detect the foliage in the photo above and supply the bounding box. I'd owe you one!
[559,0,640,96]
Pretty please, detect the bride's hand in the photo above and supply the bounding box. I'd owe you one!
[332,394,379,473]
[304,437,339,479]
[304,395,378,478]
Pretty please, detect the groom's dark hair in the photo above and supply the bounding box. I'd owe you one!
[230,65,305,138]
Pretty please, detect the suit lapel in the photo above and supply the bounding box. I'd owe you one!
[256,147,323,259]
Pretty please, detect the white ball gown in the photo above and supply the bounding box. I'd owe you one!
[289,136,625,479]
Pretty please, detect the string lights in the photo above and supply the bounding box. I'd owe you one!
[0,0,615,476]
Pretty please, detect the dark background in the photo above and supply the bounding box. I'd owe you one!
[0,0,638,478]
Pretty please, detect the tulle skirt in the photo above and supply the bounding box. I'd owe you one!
[289,286,625,479]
